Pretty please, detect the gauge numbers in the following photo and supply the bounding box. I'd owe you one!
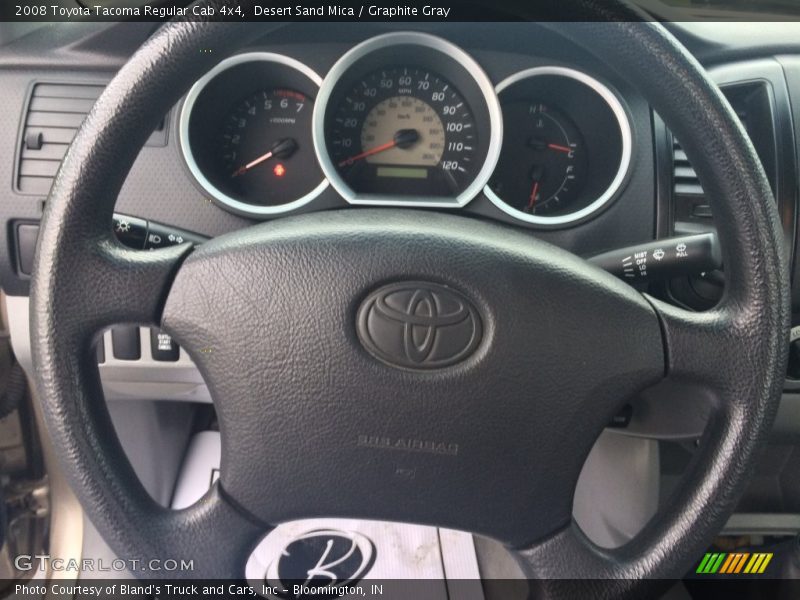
[327,67,479,197]
[489,102,588,216]
[218,88,321,208]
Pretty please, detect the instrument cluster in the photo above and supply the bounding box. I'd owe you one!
[179,32,633,228]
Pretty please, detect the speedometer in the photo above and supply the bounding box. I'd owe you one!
[314,33,502,207]
[328,67,478,197]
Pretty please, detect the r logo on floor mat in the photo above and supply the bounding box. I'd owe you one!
[264,529,375,598]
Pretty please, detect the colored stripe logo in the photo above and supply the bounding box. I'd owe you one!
[696,552,773,575]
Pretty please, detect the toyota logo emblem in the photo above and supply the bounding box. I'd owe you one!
[357,281,483,370]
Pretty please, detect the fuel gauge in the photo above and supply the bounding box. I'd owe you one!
[488,102,588,215]
[484,66,632,228]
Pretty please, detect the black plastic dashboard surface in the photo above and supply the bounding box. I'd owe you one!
[0,22,659,296]
[1,21,799,302]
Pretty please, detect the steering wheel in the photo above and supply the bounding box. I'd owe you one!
[29,4,789,599]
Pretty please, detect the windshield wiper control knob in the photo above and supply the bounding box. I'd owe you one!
[588,232,722,284]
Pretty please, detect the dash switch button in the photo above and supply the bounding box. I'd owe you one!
[151,329,180,362]
[111,326,141,360]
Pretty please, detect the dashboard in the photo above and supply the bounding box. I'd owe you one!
[2,22,800,400]
[1,23,666,293]
[179,30,631,228]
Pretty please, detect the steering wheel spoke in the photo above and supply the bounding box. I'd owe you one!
[646,296,785,409]
[125,484,269,579]
[87,238,192,329]
[652,300,734,386]
[32,230,193,360]
[515,521,693,599]
[516,524,646,593]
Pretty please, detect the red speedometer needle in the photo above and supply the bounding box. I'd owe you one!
[338,140,396,167]
[547,143,572,153]
[338,129,420,167]
[231,138,297,177]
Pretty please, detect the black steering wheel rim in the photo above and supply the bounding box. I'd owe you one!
[29,6,789,598]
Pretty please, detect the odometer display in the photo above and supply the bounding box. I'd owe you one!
[326,67,480,198]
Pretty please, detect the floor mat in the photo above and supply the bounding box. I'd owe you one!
[172,431,484,599]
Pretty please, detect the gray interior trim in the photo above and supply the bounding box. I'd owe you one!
[98,327,210,402]
[7,295,211,403]
[773,393,800,440]
[723,513,800,536]
[573,432,660,549]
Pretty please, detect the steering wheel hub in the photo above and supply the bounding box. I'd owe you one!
[159,209,664,546]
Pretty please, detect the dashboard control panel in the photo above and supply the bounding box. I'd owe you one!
[178,32,633,224]
[589,233,722,284]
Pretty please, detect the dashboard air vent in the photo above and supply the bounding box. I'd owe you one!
[672,104,749,200]
[671,139,704,198]
[16,82,168,196]
[670,82,775,224]
[16,83,106,195]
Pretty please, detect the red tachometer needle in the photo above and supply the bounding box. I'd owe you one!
[528,181,540,211]
[232,150,274,177]
[231,138,298,178]
[338,139,397,167]
[547,143,572,153]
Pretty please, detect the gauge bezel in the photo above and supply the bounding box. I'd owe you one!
[179,52,329,217]
[313,32,503,208]
[483,66,633,228]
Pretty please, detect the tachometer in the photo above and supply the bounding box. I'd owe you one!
[314,32,502,207]
[221,88,314,206]
[180,53,328,217]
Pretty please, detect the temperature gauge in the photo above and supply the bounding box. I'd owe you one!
[488,102,588,216]
[483,66,632,228]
